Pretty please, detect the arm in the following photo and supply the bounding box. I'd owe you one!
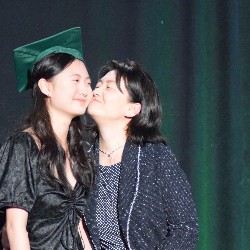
[157,146,199,250]
[78,219,92,250]
[0,134,37,249]
[6,208,30,250]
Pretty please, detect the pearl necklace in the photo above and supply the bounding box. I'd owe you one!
[99,145,123,157]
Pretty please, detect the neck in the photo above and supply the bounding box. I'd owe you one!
[49,112,72,149]
[97,123,127,166]
[98,123,127,152]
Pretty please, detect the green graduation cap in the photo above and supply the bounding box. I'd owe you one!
[13,27,84,92]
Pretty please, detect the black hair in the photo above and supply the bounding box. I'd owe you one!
[93,59,167,145]
[21,53,94,196]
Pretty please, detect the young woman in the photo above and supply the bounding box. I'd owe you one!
[0,29,94,250]
[85,60,199,249]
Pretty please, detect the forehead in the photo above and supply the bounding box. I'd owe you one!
[101,70,116,81]
[99,69,129,94]
[64,59,89,77]
[100,70,126,86]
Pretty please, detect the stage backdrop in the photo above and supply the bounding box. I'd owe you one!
[0,1,249,249]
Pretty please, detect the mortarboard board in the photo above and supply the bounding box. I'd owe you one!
[13,27,84,92]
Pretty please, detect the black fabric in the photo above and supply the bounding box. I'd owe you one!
[0,132,86,250]
[85,141,199,250]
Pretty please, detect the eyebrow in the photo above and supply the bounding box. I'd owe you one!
[98,79,115,84]
[70,73,81,77]
[71,74,91,81]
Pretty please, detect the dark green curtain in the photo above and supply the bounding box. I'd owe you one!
[147,1,249,249]
[0,1,249,249]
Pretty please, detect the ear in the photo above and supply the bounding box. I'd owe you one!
[125,103,141,118]
[38,78,51,97]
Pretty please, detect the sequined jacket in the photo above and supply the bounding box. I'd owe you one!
[84,141,199,250]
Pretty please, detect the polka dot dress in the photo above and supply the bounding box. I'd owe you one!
[96,162,126,250]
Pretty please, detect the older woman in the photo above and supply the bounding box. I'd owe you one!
[85,60,199,250]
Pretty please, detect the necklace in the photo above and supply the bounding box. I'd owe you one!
[99,145,123,157]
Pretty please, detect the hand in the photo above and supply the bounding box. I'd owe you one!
[1,225,10,250]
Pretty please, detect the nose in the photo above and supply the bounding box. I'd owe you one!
[93,87,100,97]
[79,82,91,97]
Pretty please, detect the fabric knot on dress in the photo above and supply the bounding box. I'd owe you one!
[60,186,87,249]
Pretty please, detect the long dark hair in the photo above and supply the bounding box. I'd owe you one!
[92,59,167,145]
[21,53,94,196]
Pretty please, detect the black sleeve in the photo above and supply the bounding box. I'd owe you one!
[157,145,199,250]
[0,133,38,212]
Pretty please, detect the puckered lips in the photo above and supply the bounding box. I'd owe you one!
[90,97,102,103]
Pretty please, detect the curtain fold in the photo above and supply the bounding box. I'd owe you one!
[149,1,248,249]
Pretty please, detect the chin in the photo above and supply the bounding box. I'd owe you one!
[74,108,87,117]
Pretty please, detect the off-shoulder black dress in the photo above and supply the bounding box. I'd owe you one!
[0,132,87,250]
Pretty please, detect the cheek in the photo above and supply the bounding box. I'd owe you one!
[86,96,92,106]
[87,87,93,101]
[88,86,93,96]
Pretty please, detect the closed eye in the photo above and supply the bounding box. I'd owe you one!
[106,83,116,90]
[95,82,102,88]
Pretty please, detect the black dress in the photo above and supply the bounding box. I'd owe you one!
[0,132,87,250]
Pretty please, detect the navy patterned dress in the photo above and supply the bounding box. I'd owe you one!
[96,163,126,249]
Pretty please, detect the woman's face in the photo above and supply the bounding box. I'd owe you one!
[87,70,132,122]
[44,59,92,119]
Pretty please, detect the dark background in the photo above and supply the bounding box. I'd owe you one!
[0,1,249,249]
